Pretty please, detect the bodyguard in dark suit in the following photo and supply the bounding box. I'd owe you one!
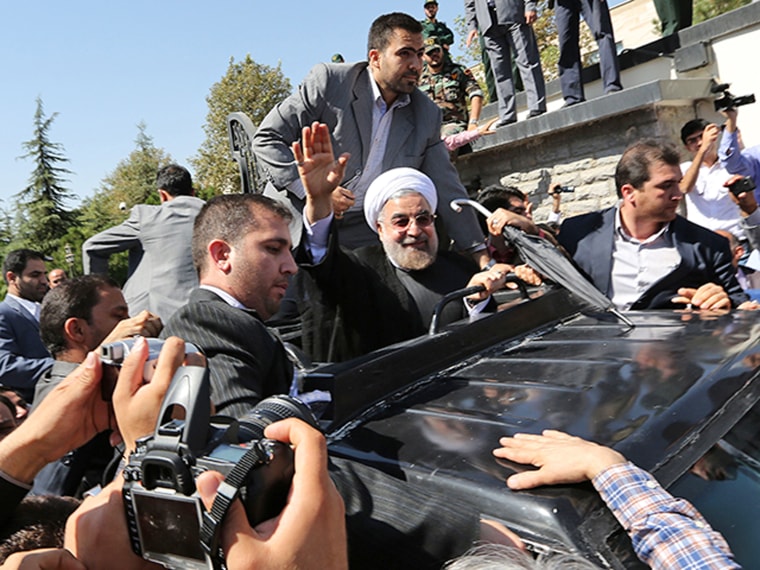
[161,194,296,419]
[0,249,53,401]
[558,139,747,310]
[253,12,487,266]
[83,164,204,321]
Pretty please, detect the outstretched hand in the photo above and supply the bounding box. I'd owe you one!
[493,430,625,490]
[292,122,350,223]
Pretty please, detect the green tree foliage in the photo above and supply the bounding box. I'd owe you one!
[78,123,172,285]
[693,0,751,23]
[191,55,291,194]
[11,98,77,257]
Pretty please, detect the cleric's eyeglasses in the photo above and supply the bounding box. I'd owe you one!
[386,212,437,230]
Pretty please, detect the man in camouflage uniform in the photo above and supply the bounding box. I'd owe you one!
[420,0,455,50]
[419,36,484,151]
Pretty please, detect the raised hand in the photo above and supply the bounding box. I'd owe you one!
[291,122,350,215]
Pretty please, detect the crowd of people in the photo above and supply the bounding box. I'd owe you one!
[0,5,756,570]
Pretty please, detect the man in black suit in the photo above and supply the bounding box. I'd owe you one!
[558,139,747,311]
[161,194,296,419]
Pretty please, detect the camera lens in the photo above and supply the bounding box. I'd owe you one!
[234,395,319,443]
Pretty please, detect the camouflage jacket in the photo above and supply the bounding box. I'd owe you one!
[419,59,483,133]
[420,19,455,47]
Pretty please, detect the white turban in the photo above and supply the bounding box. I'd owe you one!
[363,168,438,233]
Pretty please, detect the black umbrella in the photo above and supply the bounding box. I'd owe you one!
[451,199,633,327]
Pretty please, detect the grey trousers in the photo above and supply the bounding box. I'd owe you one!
[483,21,547,122]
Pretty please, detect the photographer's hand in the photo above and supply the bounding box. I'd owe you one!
[721,108,738,133]
[724,174,758,215]
[0,548,85,570]
[64,478,159,570]
[112,336,186,454]
[196,418,348,570]
[0,353,112,484]
[101,310,163,346]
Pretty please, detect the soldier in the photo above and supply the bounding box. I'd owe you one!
[420,0,454,50]
[418,37,484,156]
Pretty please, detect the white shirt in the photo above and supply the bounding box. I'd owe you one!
[680,160,745,239]
[7,294,41,322]
[610,208,681,311]
[199,284,247,310]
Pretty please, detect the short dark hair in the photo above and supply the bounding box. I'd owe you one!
[475,185,527,234]
[156,164,193,197]
[2,249,44,283]
[40,275,120,357]
[680,119,710,144]
[614,139,681,198]
[192,194,292,277]
[368,12,423,54]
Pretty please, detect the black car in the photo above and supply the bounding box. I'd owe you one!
[305,288,760,568]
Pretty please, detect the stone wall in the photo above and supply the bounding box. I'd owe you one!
[456,104,696,222]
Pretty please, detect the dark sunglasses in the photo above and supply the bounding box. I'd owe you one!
[387,213,437,230]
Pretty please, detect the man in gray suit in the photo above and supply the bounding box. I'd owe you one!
[465,0,546,127]
[82,164,204,321]
[0,249,54,401]
[253,12,487,267]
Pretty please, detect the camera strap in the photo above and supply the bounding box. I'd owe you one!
[199,443,271,569]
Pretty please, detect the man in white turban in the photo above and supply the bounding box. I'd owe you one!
[291,122,513,363]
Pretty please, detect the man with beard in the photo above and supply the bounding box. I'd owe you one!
[253,12,486,264]
[418,36,483,153]
[292,123,511,363]
[0,249,53,401]
[558,139,746,311]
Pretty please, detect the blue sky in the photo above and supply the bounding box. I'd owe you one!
[1,0,626,210]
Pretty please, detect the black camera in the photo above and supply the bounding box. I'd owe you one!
[100,338,201,401]
[727,176,757,197]
[712,82,756,112]
[550,185,575,194]
[121,356,319,570]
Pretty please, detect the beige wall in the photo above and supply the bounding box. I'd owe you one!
[610,0,661,50]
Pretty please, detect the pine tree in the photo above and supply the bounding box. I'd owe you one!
[13,97,76,257]
[192,55,291,193]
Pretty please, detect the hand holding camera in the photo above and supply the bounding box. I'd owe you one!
[196,418,348,570]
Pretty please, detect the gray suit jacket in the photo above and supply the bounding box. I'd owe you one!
[465,0,534,32]
[252,62,483,251]
[82,195,205,321]
[0,295,53,400]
